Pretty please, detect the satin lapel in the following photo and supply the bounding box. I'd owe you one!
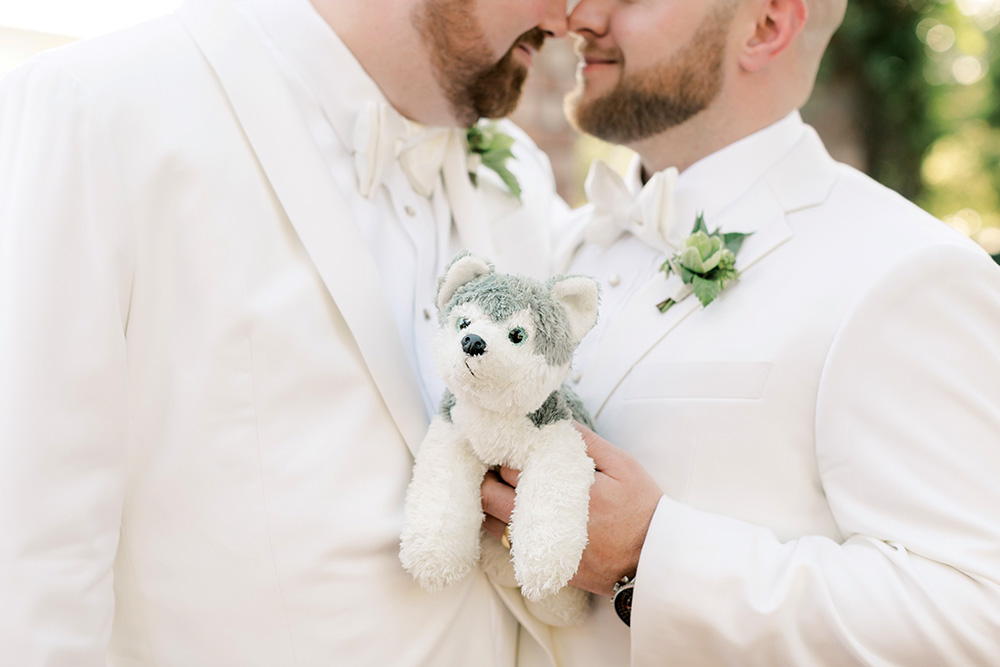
[442,133,497,259]
[177,0,428,455]
[579,184,793,418]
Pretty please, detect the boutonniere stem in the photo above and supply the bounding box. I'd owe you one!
[657,213,751,313]
[466,122,522,202]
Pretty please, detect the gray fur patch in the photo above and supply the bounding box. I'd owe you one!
[439,389,457,423]
[526,385,596,431]
[561,384,596,432]
[442,273,576,367]
[527,390,572,428]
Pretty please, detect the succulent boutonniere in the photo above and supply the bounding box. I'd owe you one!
[466,122,522,202]
[656,213,751,313]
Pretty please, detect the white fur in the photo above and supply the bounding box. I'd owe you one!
[402,406,594,601]
[399,417,488,591]
[550,276,600,345]
[433,303,569,416]
[436,255,491,310]
[401,257,598,625]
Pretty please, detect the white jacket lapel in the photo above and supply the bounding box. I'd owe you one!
[575,267,698,418]
[580,130,839,417]
[177,0,428,455]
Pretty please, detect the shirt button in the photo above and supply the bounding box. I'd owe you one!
[423,308,433,321]
[608,274,621,287]
[571,371,583,384]
[405,205,416,217]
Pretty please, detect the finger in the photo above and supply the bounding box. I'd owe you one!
[498,466,520,487]
[482,514,507,540]
[573,420,618,473]
[481,471,516,523]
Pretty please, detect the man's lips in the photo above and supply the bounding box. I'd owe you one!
[514,43,536,66]
[583,55,618,66]
[576,45,622,73]
[579,53,620,76]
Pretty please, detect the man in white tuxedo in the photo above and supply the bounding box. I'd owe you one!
[483,0,1000,664]
[0,0,574,664]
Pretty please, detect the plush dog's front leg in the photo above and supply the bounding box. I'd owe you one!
[400,415,489,591]
[510,421,595,601]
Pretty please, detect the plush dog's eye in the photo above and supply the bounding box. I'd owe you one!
[508,327,526,345]
[457,318,471,331]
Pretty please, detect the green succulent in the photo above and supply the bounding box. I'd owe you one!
[466,122,521,202]
[657,213,750,312]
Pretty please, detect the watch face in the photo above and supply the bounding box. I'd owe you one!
[614,586,633,627]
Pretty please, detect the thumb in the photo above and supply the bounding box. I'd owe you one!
[573,420,618,473]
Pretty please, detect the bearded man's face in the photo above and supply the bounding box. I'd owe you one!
[416,0,547,126]
[566,3,735,143]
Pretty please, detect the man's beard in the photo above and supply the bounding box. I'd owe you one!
[415,0,546,126]
[566,5,734,144]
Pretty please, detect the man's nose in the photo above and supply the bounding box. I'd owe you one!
[539,0,569,38]
[568,0,609,38]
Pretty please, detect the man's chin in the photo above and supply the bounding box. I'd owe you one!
[467,61,529,121]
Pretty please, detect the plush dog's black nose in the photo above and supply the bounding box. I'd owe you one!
[461,334,487,356]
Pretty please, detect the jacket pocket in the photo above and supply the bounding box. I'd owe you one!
[623,361,772,400]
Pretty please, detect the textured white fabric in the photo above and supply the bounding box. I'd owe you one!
[0,0,569,663]
[539,116,1000,666]
[352,100,455,200]
[583,159,680,256]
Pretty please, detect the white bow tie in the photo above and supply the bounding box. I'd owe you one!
[583,159,681,256]
[352,101,459,199]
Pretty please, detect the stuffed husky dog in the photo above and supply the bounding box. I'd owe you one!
[400,253,599,625]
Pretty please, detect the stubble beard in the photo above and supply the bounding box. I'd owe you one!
[566,5,734,144]
[415,0,546,126]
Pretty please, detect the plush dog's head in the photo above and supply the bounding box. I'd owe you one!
[433,254,599,415]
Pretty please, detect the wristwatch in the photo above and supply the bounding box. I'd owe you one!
[611,575,635,626]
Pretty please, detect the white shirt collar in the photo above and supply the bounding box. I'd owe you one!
[627,111,807,236]
[232,0,391,153]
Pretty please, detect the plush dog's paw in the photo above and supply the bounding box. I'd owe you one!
[509,519,587,601]
[525,585,592,627]
[399,532,479,592]
[512,549,580,601]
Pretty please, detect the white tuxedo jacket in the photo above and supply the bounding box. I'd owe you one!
[0,0,565,664]
[548,125,1000,665]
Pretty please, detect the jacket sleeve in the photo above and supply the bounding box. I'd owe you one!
[0,58,134,665]
[630,243,1000,665]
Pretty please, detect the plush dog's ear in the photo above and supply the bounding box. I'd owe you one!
[549,276,600,344]
[437,253,492,311]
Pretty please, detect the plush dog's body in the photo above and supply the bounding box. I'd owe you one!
[443,386,593,470]
[400,254,599,625]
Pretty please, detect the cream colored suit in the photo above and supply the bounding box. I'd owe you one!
[0,0,565,663]
[545,115,1000,665]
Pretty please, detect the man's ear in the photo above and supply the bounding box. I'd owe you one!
[739,0,807,72]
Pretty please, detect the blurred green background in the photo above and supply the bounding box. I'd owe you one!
[816,0,1000,258]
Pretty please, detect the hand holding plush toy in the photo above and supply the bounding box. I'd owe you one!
[400,253,599,625]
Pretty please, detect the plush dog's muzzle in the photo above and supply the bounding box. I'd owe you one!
[461,334,487,356]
